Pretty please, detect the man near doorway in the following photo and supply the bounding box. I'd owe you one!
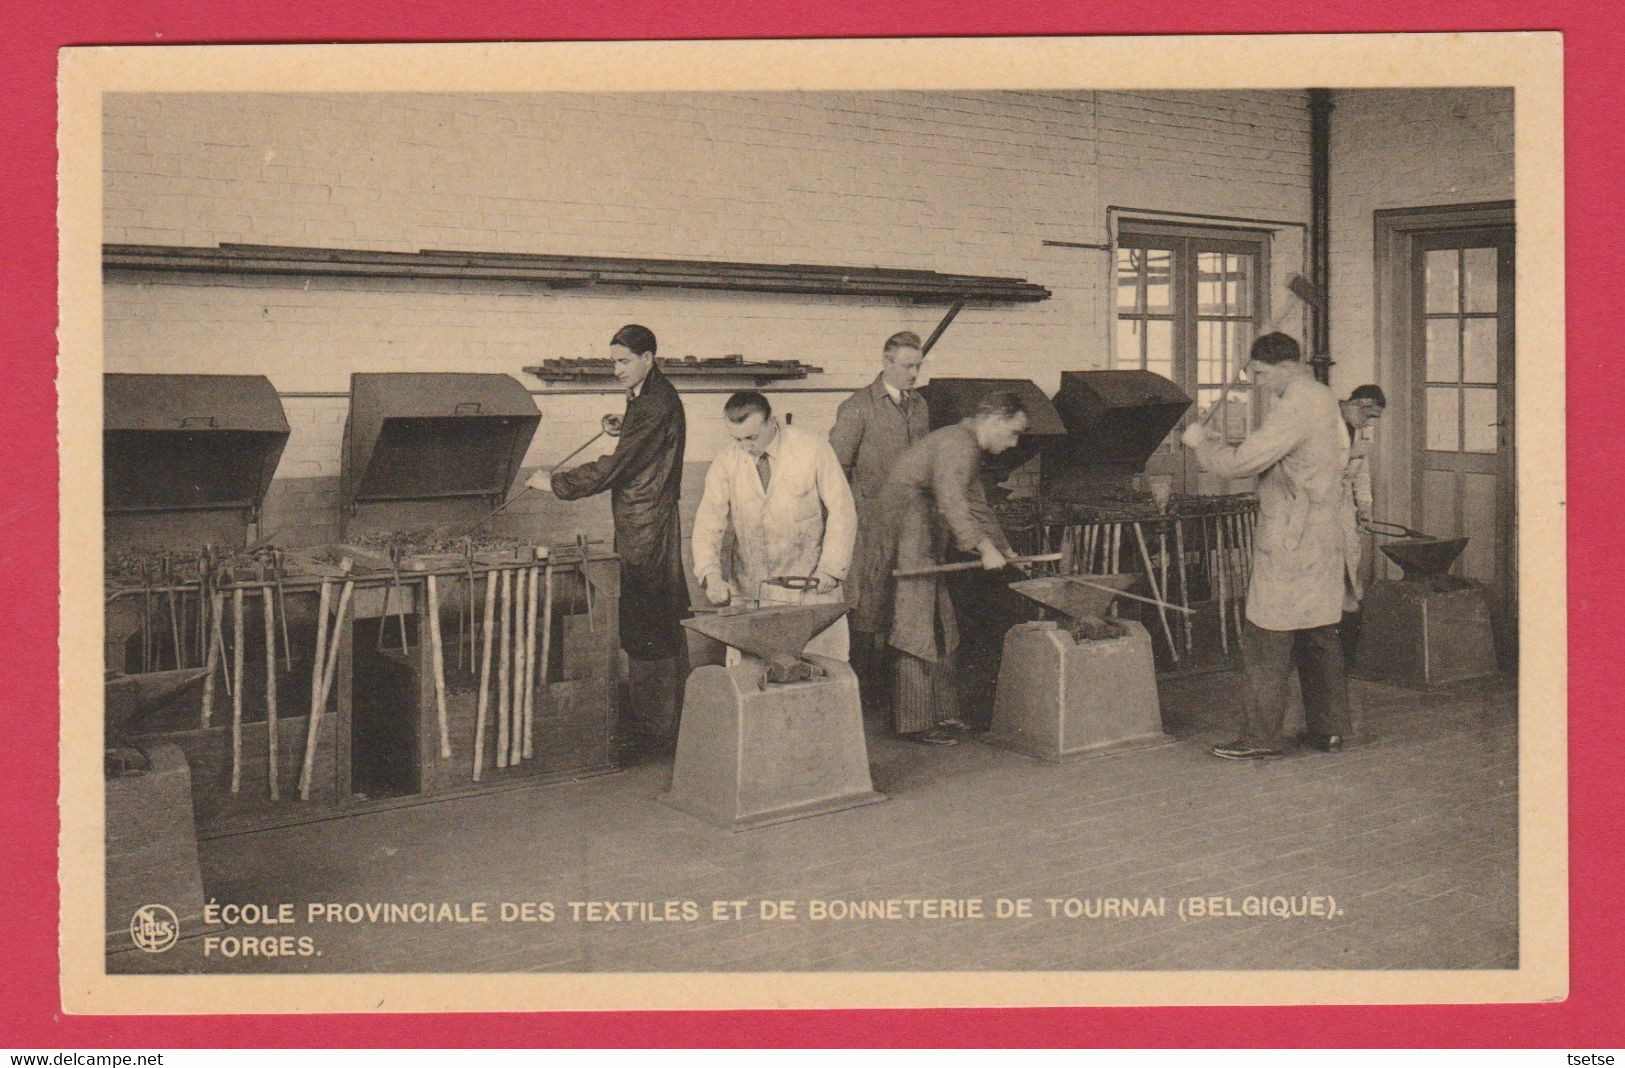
[531,324,690,754]
[692,391,857,661]
[829,331,932,709]
[859,391,1029,745]
[1339,384,1386,659]
[1182,332,1351,759]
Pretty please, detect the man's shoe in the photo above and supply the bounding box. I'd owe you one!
[906,728,959,746]
[1210,740,1283,760]
[1302,733,1344,753]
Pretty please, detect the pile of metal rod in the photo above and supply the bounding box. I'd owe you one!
[1037,493,1259,664]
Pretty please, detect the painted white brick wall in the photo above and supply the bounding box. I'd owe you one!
[104,89,1314,479]
[1327,88,1515,392]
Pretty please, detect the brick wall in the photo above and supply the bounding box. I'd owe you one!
[1327,88,1515,392]
[104,89,1315,549]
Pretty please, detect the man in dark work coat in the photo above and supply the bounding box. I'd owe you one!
[531,324,689,752]
[857,391,1029,744]
[828,331,932,711]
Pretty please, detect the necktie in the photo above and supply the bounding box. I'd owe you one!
[756,452,772,493]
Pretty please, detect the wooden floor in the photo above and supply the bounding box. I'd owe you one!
[111,671,1518,974]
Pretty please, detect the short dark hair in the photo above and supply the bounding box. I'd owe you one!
[723,390,772,423]
[974,390,1028,420]
[610,324,657,356]
[884,331,923,356]
[1349,384,1387,407]
[1249,332,1302,365]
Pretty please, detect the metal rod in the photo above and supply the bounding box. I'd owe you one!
[536,562,553,761]
[1063,575,1196,616]
[274,550,293,670]
[892,552,1063,579]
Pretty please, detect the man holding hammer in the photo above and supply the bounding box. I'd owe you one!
[530,324,690,754]
[860,391,1029,745]
[1182,332,1352,759]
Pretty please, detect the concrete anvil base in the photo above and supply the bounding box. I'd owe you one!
[987,619,1166,762]
[1351,580,1498,689]
[662,654,885,831]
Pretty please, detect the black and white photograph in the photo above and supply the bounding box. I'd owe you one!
[59,34,1566,1012]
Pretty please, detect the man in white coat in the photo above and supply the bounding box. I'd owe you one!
[1183,332,1352,759]
[692,391,858,661]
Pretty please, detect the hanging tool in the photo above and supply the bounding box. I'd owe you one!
[163,554,182,670]
[263,586,279,801]
[273,548,293,669]
[302,559,355,801]
[473,569,497,782]
[535,560,554,760]
[299,575,333,799]
[892,552,1062,578]
[496,566,513,770]
[199,580,220,729]
[427,574,452,761]
[509,566,528,767]
[1212,512,1229,655]
[1173,515,1192,655]
[522,562,540,762]
[230,586,245,794]
[1131,522,1179,661]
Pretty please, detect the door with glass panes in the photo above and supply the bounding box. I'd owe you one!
[1412,226,1516,656]
[1115,227,1268,494]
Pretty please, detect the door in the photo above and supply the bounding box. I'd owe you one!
[1410,226,1516,657]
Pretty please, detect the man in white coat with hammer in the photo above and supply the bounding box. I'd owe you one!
[692,391,858,661]
[1183,332,1352,760]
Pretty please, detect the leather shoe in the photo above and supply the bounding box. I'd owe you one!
[1210,740,1283,760]
[906,728,959,746]
[1302,733,1344,753]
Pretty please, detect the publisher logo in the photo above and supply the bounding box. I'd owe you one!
[130,904,179,953]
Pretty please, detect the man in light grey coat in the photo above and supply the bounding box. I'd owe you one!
[1183,332,1352,760]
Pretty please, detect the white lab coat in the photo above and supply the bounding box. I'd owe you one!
[692,422,858,660]
[1192,374,1349,632]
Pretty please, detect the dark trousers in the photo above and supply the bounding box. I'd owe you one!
[627,645,690,748]
[1239,621,1351,749]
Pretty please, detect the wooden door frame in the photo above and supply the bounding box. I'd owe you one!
[1372,201,1515,579]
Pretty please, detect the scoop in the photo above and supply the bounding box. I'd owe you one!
[681,601,849,661]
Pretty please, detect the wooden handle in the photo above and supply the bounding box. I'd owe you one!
[496,567,512,769]
[472,569,497,782]
[263,589,279,801]
[231,588,246,795]
[427,575,452,761]
[509,567,527,767]
[298,579,332,800]
[1066,575,1198,617]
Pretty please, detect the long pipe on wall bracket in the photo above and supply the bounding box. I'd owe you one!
[1308,88,1335,385]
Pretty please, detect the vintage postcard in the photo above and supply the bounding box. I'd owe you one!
[58,33,1566,1014]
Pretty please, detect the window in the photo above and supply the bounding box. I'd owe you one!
[1115,226,1269,447]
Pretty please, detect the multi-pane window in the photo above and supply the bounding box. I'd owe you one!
[1115,228,1267,447]
[1423,247,1501,454]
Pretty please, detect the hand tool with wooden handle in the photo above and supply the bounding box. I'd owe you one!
[892,552,1062,578]
[472,569,497,782]
[522,564,540,762]
[298,576,333,799]
[263,587,279,801]
[510,567,527,767]
[496,566,513,770]
[302,564,355,800]
[427,574,452,761]
[1132,522,1179,662]
[231,587,245,794]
